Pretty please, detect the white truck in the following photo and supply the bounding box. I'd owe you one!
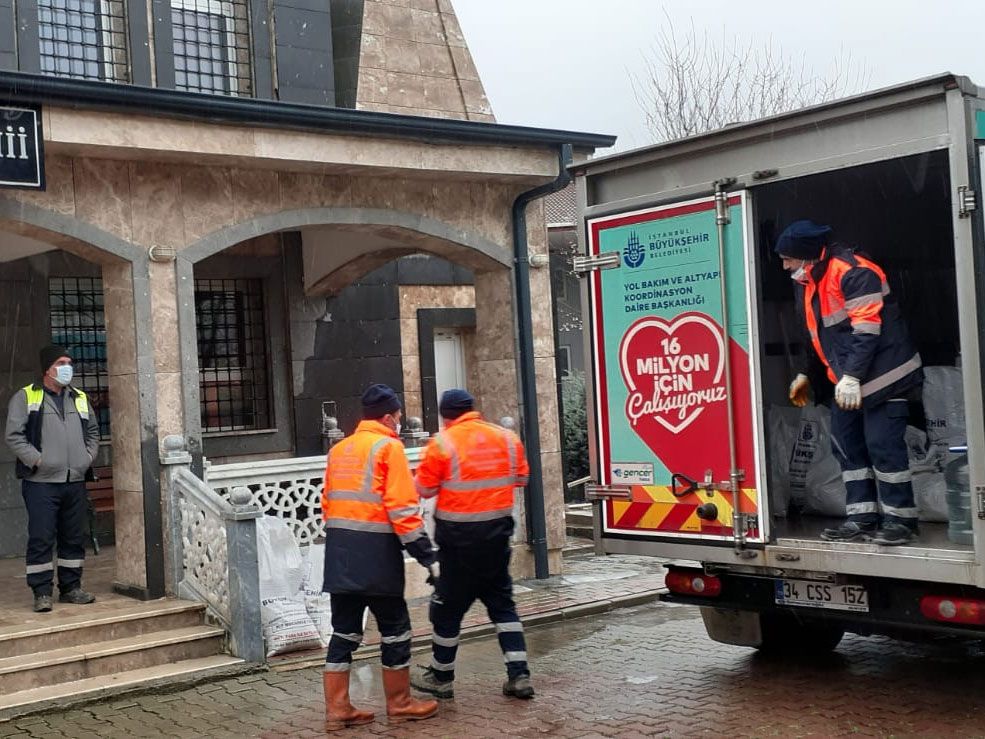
[572,74,985,650]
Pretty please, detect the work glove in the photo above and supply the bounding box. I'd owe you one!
[834,375,862,410]
[788,373,810,408]
[426,561,440,589]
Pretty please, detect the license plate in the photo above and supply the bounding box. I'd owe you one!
[774,579,868,612]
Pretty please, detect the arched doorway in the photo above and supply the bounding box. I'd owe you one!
[0,210,161,611]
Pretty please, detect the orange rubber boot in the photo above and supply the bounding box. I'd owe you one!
[323,671,375,731]
[382,667,438,723]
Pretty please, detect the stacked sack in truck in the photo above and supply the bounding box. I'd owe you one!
[910,366,966,522]
[767,365,965,521]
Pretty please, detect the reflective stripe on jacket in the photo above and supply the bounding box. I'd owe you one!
[321,419,431,596]
[802,245,922,406]
[414,411,529,546]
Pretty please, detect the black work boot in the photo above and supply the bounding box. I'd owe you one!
[59,588,96,604]
[820,521,876,542]
[503,674,535,699]
[872,522,918,546]
[410,665,454,699]
[33,594,53,613]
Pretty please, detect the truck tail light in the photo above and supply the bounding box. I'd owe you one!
[920,595,985,625]
[666,570,722,597]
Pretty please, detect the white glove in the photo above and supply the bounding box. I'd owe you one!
[428,562,440,580]
[834,375,862,410]
[788,373,810,407]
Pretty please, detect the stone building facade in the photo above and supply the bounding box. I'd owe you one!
[0,0,612,598]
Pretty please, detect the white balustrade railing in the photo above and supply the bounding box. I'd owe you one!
[161,435,264,663]
[206,446,425,548]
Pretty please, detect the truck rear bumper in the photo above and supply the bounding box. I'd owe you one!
[663,566,985,640]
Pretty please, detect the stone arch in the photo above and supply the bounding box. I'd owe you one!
[0,197,139,265]
[0,196,166,599]
[178,206,513,269]
[173,205,516,464]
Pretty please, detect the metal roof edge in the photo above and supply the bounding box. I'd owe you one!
[0,71,617,151]
[571,72,971,174]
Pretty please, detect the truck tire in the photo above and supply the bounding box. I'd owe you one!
[757,612,845,654]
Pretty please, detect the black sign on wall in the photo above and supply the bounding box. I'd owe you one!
[0,106,44,190]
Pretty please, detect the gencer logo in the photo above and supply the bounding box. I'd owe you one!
[623,232,645,268]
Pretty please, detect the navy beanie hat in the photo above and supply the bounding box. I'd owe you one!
[361,384,401,419]
[439,389,475,420]
[40,344,71,375]
[774,220,832,260]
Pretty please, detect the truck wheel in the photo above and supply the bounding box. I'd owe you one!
[757,612,844,654]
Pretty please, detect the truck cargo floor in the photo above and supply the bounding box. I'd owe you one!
[774,516,971,552]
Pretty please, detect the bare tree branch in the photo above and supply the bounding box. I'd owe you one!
[632,14,870,142]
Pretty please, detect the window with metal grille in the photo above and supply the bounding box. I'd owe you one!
[195,279,270,432]
[38,0,129,82]
[171,0,252,96]
[48,278,111,438]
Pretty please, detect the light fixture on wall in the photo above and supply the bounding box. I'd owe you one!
[528,253,550,269]
[148,244,177,262]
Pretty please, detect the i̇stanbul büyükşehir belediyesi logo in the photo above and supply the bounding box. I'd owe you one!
[623,231,645,268]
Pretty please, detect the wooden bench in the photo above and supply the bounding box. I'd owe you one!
[85,466,114,554]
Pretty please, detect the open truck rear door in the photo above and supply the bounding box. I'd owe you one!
[582,188,768,552]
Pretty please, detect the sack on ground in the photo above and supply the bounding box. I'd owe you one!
[300,543,333,645]
[256,517,323,656]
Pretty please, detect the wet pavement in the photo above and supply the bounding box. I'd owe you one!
[7,565,985,736]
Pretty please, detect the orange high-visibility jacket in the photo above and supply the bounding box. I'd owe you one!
[321,419,433,596]
[800,245,921,406]
[415,411,529,545]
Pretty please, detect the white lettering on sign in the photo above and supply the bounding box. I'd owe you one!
[619,313,727,434]
[1,126,30,160]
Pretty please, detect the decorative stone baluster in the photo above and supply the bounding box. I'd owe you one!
[161,434,193,596]
[225,487,264,663]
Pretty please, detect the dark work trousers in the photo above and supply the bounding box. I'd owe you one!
[429,536,529,682]
[324,593,412,672]
[830,397,918,530]
[22,480,87,596]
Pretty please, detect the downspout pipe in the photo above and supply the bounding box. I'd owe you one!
[512,143,574,580]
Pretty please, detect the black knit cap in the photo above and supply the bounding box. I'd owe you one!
[361,383,401,419]
[40,344,71,376]
[439,388,474,420]
[774,219,832,260]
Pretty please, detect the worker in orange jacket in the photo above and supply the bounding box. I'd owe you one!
[410,389,534,701]
[321,384,439,729]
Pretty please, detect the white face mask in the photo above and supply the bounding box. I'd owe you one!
[790,262,810,284]
[395,423,401,436]
[54,365,74,386]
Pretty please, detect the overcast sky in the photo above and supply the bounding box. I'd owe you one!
[453,0,985,153]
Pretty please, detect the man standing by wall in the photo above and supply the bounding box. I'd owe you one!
[778,220,923,545]
[4,345,99,613]
[321,383,440,729]
[411,389,534,700]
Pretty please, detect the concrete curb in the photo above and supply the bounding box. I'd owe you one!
[270,588,665,673]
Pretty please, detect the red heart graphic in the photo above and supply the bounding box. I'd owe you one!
[617,311,753,482]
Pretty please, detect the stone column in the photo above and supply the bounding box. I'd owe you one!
[101,260,149,592]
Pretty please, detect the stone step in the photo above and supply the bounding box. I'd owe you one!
[0,600,208,659]
[565,504,595,539]
[0,624,226,694]
[0,654,248,721]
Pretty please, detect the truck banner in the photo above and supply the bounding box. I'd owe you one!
[587,193,764,542]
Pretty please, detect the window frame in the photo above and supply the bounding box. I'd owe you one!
[194,277,273,434]
[170,0,251,96]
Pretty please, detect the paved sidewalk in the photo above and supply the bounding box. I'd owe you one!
[272,552,667,668]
